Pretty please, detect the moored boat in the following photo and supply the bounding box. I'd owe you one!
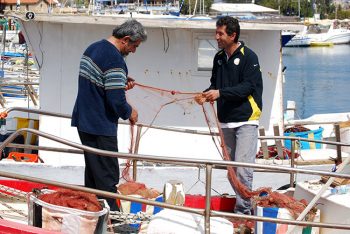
[0,11,349,233]
[285,20,350,47]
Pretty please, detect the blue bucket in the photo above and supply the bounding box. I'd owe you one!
[284,127,324,150]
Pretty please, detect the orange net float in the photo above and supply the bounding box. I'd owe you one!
[8,152,39,163]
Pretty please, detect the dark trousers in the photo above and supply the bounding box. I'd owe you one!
[78,131,120,211]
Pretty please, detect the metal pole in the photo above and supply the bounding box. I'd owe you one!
[334,124,342,164]
[292,153,350,232]
[2,128,350,180]
[204,164,212,234]
[290,139,295,187]
[132,125,143,181]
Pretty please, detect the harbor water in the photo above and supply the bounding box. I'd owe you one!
[283,44,350,119]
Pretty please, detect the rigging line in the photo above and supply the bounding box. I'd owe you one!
[0,184,27,198]
[0,201,27,218]
[162,28,165,52]
[19,18,44,70]
[135,82,200,95]
[165,29,169,53]
[206,39,218,51]
[36,22,44,70]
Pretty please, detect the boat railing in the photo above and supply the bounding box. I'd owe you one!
[1,127,350,233]
[285,119,348,164]
[4,107,350,178]
[2,107,350,232]
[0,81,39,108]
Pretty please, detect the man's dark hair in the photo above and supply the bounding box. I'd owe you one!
[113,19,147,43]
[216,16,240,43]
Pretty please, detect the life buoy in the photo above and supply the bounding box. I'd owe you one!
[8,152,38,163]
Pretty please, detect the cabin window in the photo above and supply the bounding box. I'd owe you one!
[197,39,218,71]
[193,33,247,76]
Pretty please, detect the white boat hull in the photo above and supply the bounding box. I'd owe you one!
[285,22,350,47]
[294,180,350,234]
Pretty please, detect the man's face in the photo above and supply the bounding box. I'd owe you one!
[215,25,236,50]
[121,38,142,57]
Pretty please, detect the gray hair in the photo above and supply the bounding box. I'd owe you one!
[112,19,147,42]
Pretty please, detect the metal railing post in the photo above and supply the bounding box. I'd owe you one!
[290,139,295,187]
[334,124,342,164]
[259,127,269,159]
[132,125,143,181]
[204,164,212,234]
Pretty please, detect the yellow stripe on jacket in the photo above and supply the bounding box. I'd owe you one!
[248,95,261,120]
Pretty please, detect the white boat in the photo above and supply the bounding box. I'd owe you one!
[281,30,296,47]
[284,33,312,47]
[285,21,350,47]
[0,12,349,233]
[0,30,20,43]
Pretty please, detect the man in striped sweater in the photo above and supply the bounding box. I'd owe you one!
[72,19,147,211]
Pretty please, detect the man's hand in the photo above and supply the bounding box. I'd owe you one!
[125,77,135,91]
[203,89,220,102]
[129,108,138,125]
[194,94,206,105]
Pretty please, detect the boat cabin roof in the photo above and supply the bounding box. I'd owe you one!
[14,13,304,31]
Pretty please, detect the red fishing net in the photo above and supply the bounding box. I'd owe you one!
[256,145,300,159]
[118,181,160,199]
[39,189,102,212]
[121,83,311,218]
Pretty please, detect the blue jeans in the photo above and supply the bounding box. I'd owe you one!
[222,125,258,215]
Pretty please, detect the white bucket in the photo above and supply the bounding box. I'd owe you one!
[28,191,109,234]
[163,180,185,206]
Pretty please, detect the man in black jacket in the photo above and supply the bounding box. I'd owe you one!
[203,16,263,215]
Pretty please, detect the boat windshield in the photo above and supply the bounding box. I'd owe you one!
[306,24,330,34]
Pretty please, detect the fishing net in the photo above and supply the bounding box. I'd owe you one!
[121,83,311,218]
[284,125,311,133]
[38,189,102,212]
[256,145,300,160]
[118,181,160,199]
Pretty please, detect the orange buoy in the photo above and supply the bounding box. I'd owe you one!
[8,152,38,163]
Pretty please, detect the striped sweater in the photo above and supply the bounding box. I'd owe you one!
[71,39,132,136]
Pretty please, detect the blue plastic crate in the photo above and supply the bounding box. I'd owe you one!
[284,127,323,150]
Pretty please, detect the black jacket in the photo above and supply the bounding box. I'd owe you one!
[207,42,263,123]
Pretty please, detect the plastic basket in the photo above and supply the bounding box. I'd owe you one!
[284,127,324,150]
[28,191,109,234]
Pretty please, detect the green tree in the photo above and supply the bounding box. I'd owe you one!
[180,0,213,15]
[258,0,334,18]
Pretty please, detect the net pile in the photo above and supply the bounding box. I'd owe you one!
[38,189,102,212]
[284,125,311,133]
[122,83,311,218]
[256,145,300,159]
[118,181,160,199]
